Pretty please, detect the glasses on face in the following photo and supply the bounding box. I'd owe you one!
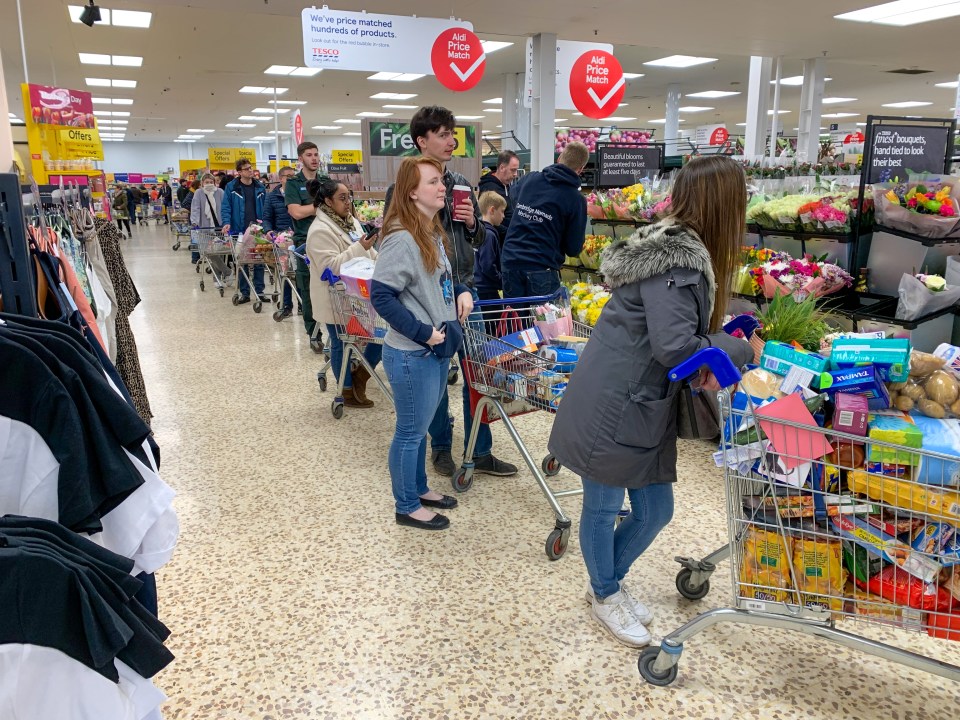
[334,194,352,203]
[239,166,253,172]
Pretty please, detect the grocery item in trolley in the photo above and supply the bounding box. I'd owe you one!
[337,257,380,337]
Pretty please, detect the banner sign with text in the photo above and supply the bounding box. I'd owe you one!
[301,8,471,75]
[368,121,476,158]
[596,143,663,188]
[524,39,614,111]
[24,83,95,127]
[866,121,952,184]
[331,150,362,164]
[58,127,103,160]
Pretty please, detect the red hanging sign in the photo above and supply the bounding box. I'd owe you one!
[569,50,625,120]
[294,112,304,146]
[431,28,486,92]
[710,127,730,145]
[844,131,865,144]
[25,83,95,128]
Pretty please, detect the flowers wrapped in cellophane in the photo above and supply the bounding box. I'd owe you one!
[874,175,960,238]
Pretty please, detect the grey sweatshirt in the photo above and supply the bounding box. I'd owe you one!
[371,230,459,351]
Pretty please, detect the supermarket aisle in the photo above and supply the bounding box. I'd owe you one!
[126,224,960,719]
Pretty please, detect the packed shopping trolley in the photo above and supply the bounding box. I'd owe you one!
[192,227,234,297]
[231,227,280,313]
[319,275,392,420]
[639,346,960,688]
[170,209,191,251]
[456,288,586,560]
[271,240,303,322]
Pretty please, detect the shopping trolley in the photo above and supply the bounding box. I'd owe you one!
[192,227,234,296]
[639,347,960,688]
[231,229,280,313]
[321,277,392,419]
[456,288,584,560]
[170,209,191,250]
[272,241,303,322]
[148,202,164,225]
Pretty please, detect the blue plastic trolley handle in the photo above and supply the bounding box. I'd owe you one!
[723,314,760,339]
[668,347,742,389]
[473,287,570,308]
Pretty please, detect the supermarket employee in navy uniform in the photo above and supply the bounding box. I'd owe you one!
[385,105,518,479]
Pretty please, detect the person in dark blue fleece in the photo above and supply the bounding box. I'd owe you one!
[501,141,589,298]
[474,191,507,301]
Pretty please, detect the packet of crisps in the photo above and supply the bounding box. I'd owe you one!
[791,536,848,612]
[738,527,797,604]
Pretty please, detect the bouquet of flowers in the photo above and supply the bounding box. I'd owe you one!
[747,194,823,231]
[897,272,960,321]
[751,253,853,301]
[602,189,632,220]
[580,234,614,270]
[638,194,672,222]
[356,202,384,228]
[796,196,853,233]
[586,192,606,220]
[569,282,612,327]
[874,176,960,238]
[736,246,780,295]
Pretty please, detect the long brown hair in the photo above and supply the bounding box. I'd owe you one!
[668,155,746,333]
[382,157,447,271]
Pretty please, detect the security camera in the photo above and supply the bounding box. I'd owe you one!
[80,0,101,26]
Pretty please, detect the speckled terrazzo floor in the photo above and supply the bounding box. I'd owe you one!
[123,224,960,719]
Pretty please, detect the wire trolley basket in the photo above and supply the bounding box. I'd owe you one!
[192,227,234,297]
[639,347,960,688]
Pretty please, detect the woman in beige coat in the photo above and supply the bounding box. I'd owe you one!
[307,178,381,408]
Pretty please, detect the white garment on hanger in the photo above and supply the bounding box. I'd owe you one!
[0,645,166,720]
[87,258,116,360]
[0,416,178,575]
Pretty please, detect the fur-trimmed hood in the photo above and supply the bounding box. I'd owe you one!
[600,219,716,316]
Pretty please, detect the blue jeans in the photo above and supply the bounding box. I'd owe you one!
[502,268,561,299]
[428,288,492,459]
[238,264,265,297]
[580,477,675,599]
[326,324,383,389]
[283,280,293,310]
[383,345,450,514]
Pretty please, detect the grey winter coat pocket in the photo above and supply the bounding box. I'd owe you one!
[613,382,677,448]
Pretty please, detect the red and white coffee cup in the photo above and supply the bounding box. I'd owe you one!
[452,185,472,223]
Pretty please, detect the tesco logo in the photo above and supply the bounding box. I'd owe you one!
[312,48,340,56]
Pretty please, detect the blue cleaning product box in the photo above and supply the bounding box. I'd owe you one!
[816,366,891,409]
[830,338,911,384]
[759,341,829,378]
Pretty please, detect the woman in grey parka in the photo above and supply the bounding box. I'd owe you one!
[548,156,753,648]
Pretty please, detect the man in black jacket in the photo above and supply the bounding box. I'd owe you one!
[477,150,519,244]
[385,105,517,479]
[501,142,589,298]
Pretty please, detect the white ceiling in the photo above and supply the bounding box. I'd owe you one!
[4,0,960,146]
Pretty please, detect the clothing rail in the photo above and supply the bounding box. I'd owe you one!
[0,173,37,317]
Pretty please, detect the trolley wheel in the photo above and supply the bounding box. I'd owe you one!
[541,454,561,477]
[195,263,201,273]
[200,280,205,292]
[638,647,679,687]
[232,294,240,306]
[206,267,212,274]
[675,567,711,601]
[452,467,473,493]
[219,287,225,297]
[253,301,263,314]
[310,338,325,355]
[331,401,344,420]
[545,527,569,561]
[447,366,458,385]
[272,309,285,322]
[317,374,328,392]
[172,242,180,251]
[271,293,279,303]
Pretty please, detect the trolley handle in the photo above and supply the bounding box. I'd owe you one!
[668,348,741,389]
[474,287,569,308]
[722,314,759,339]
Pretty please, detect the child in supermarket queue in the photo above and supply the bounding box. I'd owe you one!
[371,156,474,532]
[473,191,507,301]
[306,177,382,409]
[548,155,754,648]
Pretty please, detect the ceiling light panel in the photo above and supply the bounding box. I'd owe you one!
[456,115,484,120]
[480,41,513,54]
[483,98,503,104]
[290,67,322,77]
[269,100,308,105]
[822,97,858,104]
[79,53,111,65]
[69,6,153,27]
[367,72,424,81]
[882,100,933,107]
[357,111,392,117]
[678,106,715,112]
[644,55,716,68]
[265,65,297,75]
[383,104,417,109]
[686,90,741,98]
[312,125,342,130]
[836,0,960,26]
[370,92,417,100]
[622,73,645,79]
[822,112,861,118]
[85,78,111,87]
[187,129,214,133]
[772,76,833,86]
[226,123,256,128]
[251,107,290,114]
[344,132,362,136]
[334,119,362,124]
[238,116,272,121]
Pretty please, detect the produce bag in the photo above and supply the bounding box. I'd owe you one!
[896,273,960,321]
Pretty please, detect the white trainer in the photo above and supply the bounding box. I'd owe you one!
[584,581,654,625]
[590,590,652,648]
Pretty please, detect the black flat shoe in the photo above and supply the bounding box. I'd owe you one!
[395,512,450,530]
[419,495,458,510]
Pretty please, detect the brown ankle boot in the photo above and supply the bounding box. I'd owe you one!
[342,386,373,409]
[352,365,373,404]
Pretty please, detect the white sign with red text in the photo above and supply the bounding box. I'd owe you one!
[301,8,472,75]
[524,38,615,111]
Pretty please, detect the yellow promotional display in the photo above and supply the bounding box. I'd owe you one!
[269,159,296,173]
[452,127,468,158]
[58,128,104,160]
[331,150,362,164]
[21,82,104,183]
[179,159,207,177]
[208,147,257,170]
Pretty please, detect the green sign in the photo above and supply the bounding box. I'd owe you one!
[368,121,476,158]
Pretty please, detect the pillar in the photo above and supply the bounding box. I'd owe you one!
[665,83,681,157]
[503,73,522,152]
[797,58,826,163]
[529,33,557,170]
[744,56,772,159]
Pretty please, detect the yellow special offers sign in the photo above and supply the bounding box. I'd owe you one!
[331,150,362,164]
[236,148,257,164]
[208,147,236,165]
[59,127,103,160]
